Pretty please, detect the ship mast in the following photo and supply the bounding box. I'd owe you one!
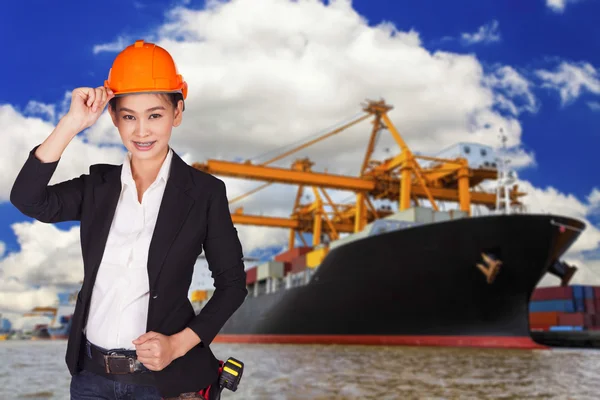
[495,128,519,215]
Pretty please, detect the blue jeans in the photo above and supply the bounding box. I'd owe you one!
[70,369,163,400]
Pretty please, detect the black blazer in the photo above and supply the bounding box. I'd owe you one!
[10,145,248,397]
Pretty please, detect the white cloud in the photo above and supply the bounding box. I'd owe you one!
[486,66,539,116]
[93,36,133,54]
[0,221,83,290]
[502,147,537,169]
[588,101,600,111]
[588,188,600,214]
[0,241,5,258]
[546,0,584,13]
[23,101,56,122]
[461,20,501,45]
[536,61,600,105]
[0,221,83,323]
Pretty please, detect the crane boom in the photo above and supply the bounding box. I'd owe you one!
[192,159,501,206]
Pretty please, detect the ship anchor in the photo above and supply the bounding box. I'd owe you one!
[476,253,502,284]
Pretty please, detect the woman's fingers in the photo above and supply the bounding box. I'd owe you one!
[92,87,103,112]
[86,88,95,107]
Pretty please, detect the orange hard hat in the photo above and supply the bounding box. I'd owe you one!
[104,39,188,105]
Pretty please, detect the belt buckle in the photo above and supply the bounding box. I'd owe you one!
[104,352,135,374]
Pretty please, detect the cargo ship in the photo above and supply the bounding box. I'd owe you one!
[187,100,587,349]
[213,211,583,349]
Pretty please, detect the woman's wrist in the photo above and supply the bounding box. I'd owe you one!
[170,327,202,359]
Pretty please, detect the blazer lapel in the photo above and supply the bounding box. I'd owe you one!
[147,150,195,292]
[84,166,122,301]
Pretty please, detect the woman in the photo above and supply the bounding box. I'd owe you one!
[10,40,248,400]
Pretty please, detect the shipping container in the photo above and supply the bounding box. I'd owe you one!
[585,298,596,314]
[306,247,327,268]
[290,255,306,274]
[529,311,559,326]
[531,286,573,301]
[549,326,584,331]
[274,246,313,263]
[432,210,468,222]
[384,206,434,224]
[257,261,285,280]
[246,266,257,285]
[0,318,12,332]
[529,300,575,313]
[558,312,586,326]
[572,285,585,299]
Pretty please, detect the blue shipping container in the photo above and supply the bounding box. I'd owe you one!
[0,318,11,332]
[571,285,594,299]
[529,300,575,313]
[585,286,594,299]
[572,285,585,299]
[549,326,584,331]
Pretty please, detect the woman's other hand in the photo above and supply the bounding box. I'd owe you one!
[132,331,179,371]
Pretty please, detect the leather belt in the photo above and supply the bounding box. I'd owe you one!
[85,339,150,374]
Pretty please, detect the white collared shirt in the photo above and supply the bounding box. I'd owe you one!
[84,148,173,350]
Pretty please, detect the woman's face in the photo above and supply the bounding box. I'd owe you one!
[108,93,183,162]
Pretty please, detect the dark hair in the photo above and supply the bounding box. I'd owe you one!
[108,92,184,112]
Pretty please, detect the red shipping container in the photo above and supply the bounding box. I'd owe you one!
[246,266,257,284]
[557,312,585,326]
[595,298,600,314]
[585,298,596,314]
[529,311,559,326]
[274,246,313,263]
[290,254,307,274]
[531,286,573,301]
[594,287,600,299]
[283,262,293,274]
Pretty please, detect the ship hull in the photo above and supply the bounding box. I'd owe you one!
[215,214,584,349]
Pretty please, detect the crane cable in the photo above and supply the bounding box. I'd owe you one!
[248,111,366,164]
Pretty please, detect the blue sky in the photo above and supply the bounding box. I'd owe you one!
[1,0,599,318]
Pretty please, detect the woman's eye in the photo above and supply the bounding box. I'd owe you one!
[123,115,134,120]
[150,114,161,119]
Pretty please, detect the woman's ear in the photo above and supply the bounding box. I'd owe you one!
[108,102,119,127]
[172,99,184,127]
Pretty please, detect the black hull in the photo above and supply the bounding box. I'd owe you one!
[216,214,584,348]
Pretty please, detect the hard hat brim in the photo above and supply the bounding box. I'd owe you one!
[107,88,186,111]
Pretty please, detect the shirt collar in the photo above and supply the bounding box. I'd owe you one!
[121,147,173,189]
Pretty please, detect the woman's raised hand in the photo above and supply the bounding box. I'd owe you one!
[65,86,115,132]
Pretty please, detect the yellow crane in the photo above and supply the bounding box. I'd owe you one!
[192,99,525,250]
